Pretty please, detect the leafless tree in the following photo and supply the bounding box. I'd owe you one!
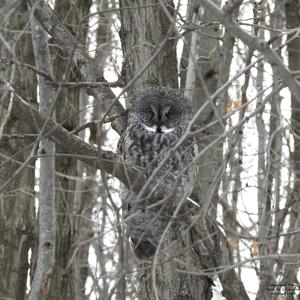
[0,0,300,299]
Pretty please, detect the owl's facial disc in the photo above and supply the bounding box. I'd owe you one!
[139,98,182,133]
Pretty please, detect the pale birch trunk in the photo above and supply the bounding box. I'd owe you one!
[28,4,56,299]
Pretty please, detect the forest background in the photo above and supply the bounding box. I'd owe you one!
[0,0,300,299]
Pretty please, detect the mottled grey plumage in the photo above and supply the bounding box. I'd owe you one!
[119,87,197,259]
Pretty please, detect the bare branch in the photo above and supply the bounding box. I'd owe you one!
[29,1,127,134]
[0,80,143,189]
[199,0,300,102]
[48,80,124,89]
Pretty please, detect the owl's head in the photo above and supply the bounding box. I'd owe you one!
[132,87,192,134]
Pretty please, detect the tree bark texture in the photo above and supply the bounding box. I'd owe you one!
[119,0,178,100]
[47,0,92,299]
[0,1,36,299]
[281,0,300,294]
[27,4,56,299]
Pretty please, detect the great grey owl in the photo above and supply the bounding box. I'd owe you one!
[118,87,197,259]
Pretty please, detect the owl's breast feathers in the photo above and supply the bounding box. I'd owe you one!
[119,121,197,200]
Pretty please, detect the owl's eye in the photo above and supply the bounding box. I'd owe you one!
[165,111,174,118]
[165,110,177,120]
[143,110,154,119]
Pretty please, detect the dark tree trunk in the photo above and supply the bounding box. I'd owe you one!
[0,1,36,299]
[119,0,178,99]
[48,0,92,299]
[281,1,300,294]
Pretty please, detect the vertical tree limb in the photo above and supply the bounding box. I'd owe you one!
[279,0,300,292]
[27,2,56,299]
[0,1,36,299]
